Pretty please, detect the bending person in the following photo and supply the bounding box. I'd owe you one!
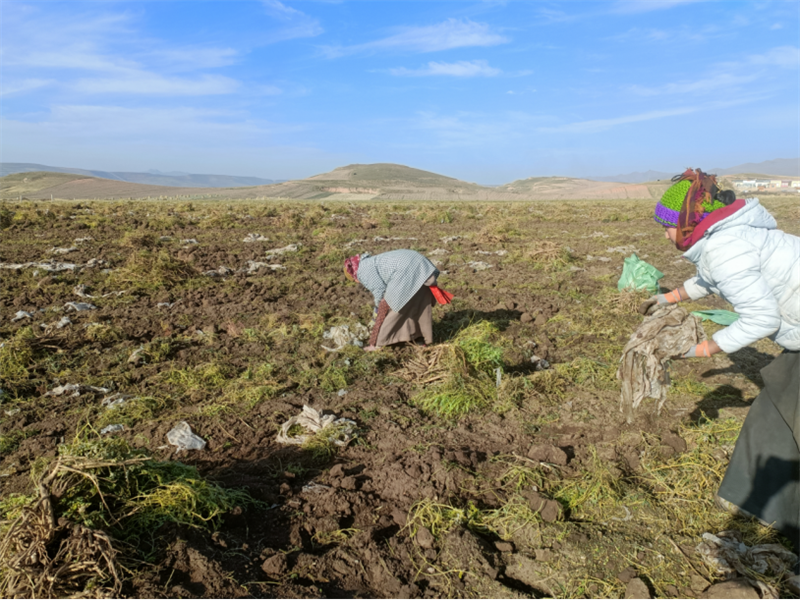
[344,249,453,351]
[641,168,800,549]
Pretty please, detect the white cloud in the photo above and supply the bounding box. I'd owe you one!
[0,78,55,97]
[389,60,501,77]
[745,45,800,68]
[262,0,306,19]
[627,46,799,98]
[611,0,703,14]
[1,4,247,98]
[627,72,759,97]
[72,73,239,96]
[1,104,332,179]
[322,19,508,58]
[2,105,283,143]
[409,110,555,149]
[260,0,323,42]
[537,97,762,134]
[146,47,239,71]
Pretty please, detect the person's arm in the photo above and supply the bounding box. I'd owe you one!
[682,339,722,358]
[683,275,713,301]
[365,300,390,351]
[701,238,781,353]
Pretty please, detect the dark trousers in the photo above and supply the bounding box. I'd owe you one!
[718,350,800,552]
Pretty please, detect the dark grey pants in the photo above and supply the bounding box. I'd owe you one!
[718,350,800,552]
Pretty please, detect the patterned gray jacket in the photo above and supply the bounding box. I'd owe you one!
[356,250,438,312]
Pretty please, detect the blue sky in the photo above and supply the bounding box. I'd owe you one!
[1,1,798,184]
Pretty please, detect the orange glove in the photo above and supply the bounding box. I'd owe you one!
[682,340,713,358]
[429,286,453,305]
[638,288,684,315]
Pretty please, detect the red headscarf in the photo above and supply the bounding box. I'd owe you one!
[343,255,360,281]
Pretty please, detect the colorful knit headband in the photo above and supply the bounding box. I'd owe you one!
[654,180,691,227]
[654,168,731,250]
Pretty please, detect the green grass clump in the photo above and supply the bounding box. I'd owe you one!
[0,429,37,455]
[413,370,497,418]
[109,249,197,291]
[44,435,260,555]
[406,497,543,542]
[410,321,512,418]
[164,361,234,391]
[302,424,355,460]
[453,321,505,375]
[85,322,125,345]
[0,327,36,387]
[95,396,167,429]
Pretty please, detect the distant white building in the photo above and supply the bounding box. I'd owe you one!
[792,181,800,188]
[734,180,757,189]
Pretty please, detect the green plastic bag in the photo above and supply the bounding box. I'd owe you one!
[691,310,740,325]
[617,254,664,294]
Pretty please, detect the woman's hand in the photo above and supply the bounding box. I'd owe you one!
[680,340,722,358]
[638,287,688,315]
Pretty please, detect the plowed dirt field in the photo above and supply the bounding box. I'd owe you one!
[1,197,797,598]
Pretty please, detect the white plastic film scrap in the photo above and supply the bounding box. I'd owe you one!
[167,421,207,451]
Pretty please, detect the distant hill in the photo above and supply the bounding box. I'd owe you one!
[711,158,800,177]
[263,163,494,200]
[0,163,282,188]
[586,158,800,183]
[496,176,653,199]
[0,164,659,201]
[4,160,798,201]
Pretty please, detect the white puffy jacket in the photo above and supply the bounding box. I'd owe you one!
[682,199,800,353]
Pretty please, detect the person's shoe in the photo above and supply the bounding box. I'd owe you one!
[714,494,772,528]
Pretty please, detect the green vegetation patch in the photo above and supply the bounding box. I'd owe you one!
[42,435,260,551]
[407,321,517,418]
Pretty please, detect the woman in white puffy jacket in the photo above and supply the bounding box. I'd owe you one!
[642,168,800,550]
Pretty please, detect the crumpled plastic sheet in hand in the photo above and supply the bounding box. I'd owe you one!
[276,405,357,447]
[167,421,207,451]
[617,305,705,424]
[697,530,798,599]
[321,323,370,352]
